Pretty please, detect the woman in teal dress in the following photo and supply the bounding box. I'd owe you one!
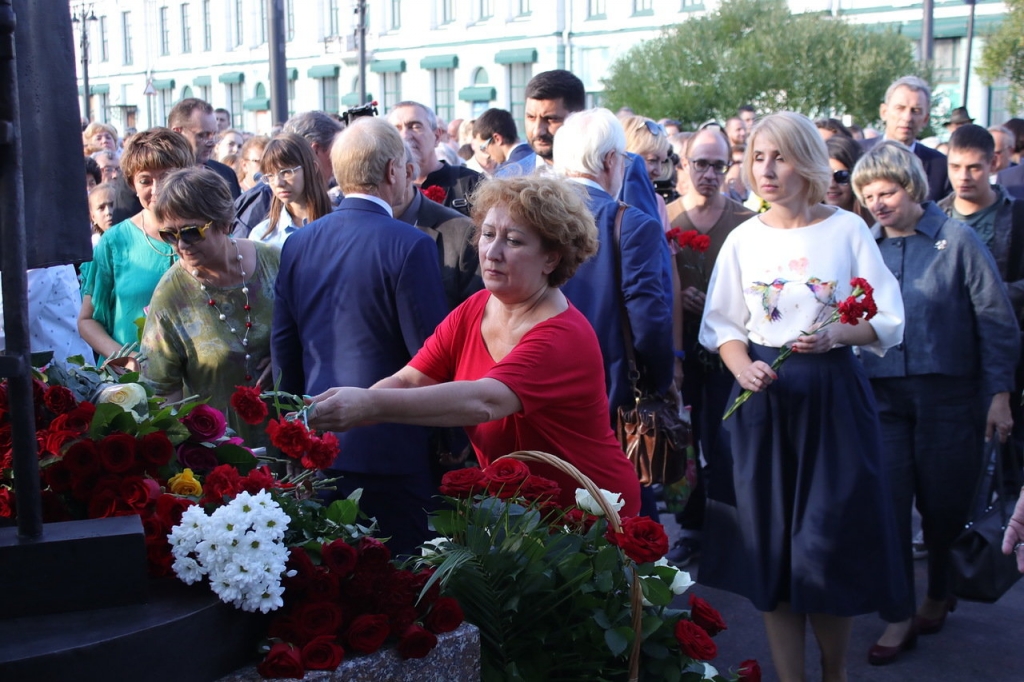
[78,128,195,364]
[141,167,279,445]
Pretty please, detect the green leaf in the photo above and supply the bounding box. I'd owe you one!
[117,371,140,384]
[214,443,258,474]
[604,626,629,658]
[430,509,465,537]
[88,402,131,438]
[30,351,55,368]
[326,498,359,526]
[640,576,673,607]
[593,544,621,574]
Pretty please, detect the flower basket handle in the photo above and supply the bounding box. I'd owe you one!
[494,450,644,682]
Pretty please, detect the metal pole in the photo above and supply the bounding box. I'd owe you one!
[78,9,91,122]
[921,0,934,66]
[357,0,366,104]
[267,0,287,125]
[963,0,976,105]
[0,0,44,540]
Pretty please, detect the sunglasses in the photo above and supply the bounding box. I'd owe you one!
[643,120,665,136]
[477,137,494,153]
[833,169,851,185]
[260,165,302,185]
[688,158,732,175]
[158,221,213,246]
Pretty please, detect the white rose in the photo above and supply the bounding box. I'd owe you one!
[574,487,625,516]
[95,382,149,421]
[701,663,719,680]
[669,569,695,595]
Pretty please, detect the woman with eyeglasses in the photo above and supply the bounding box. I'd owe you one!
[79,128,195,366]
[250,133,333,249]
[237,135,269,192]
[699,112,908,682]
[824,135,873,224]
[141,167,279,444]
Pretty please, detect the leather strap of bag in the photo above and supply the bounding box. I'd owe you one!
[968,439,1010,525]
[610,202,642,401]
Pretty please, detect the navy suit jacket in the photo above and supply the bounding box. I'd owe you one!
[560,183,674,421]
[861,136,951,202]
[271,197,449,475]
[998,164,1024,200]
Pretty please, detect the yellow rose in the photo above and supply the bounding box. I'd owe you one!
[168,468,203,497]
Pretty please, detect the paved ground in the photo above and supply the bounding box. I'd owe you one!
[660,512,1024,681]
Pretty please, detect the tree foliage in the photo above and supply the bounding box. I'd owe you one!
[978,0,1024,115]
[602,0,918,128]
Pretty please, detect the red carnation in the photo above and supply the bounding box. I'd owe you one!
[691,234,711,253]
[439,466,486,497]
[44,385,78,415]
[98,433,138,474]
[322,538,359,578]
[301,635,345,671]
[674,618,718,661]
[737,659,762,682]
[483,458,530,497]
[301,431,339,470]
[201,463,242,505]
[239,464,279,494]
[424,596,464,634]
[257,642,304,679]
[605,515,669,564]
[422,185,447,204]
[345,614,391,654]
[229,385,269,425]
[689,595,727,636]
[849,277,874,297]
[396,624,438,659]
[267,417,312,459]
[138,431,174,469]
[837,299,864,326]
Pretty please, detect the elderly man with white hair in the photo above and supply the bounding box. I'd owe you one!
[554,107,674,519]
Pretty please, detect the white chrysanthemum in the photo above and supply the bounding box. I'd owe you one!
[171,556,206,584]
[574,487,625,516]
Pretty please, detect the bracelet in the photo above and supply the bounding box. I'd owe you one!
[674,350,686,361]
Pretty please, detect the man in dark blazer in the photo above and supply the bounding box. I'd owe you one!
[167,98,241,199]
[998,164,1024,200]
[860,76,950,202]
[272,118,449,556]
[471,107,533,172]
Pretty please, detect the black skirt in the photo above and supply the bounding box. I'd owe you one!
[697,343,908,616]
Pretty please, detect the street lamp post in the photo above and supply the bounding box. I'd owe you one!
[71,3,97,123]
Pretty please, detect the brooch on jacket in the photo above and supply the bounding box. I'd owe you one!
[934,239,948,251]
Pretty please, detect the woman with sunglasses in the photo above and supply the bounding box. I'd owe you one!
[250,133,333,248]
[79,128,195,365]
[824,135,873,224]
[141,167,279,444]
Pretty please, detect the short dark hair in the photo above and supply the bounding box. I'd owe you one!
[524,70,586,112]
[473,108,519,143]
[825,135,862,171]
[738,105,755,116]
[153,167,234,234]
[948,124,995,161]
[814,118,853,139]
[168,98,213,128]
[85,156,101,185]
[214,107,229,116]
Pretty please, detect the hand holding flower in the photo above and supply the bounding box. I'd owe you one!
[307,387,374,433]
[735,360,776,393]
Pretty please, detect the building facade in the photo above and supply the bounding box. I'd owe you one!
[71,0,1011,136]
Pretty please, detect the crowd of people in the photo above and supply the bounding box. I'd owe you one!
[8,66,1024,681]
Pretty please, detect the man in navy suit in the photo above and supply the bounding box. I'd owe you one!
[998,163,1024,200]
[272,117,449,556]
[860,76,950,202]
[496,69,662,223]
[471,107,533,171]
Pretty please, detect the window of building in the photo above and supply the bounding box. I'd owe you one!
[390,0,401,29]
[508,62,532,134]
[234,0,244,47]
[288,79,296,117]
[633,0,653,14]
[159,7,170,56]
[933,38,961,83]
[158,86,174,123]
[329,0,341,36]
[680,0,703,8]
[479,0,493,20]
[202,0,212,50]
[517,0,531,15]
[98,16,109,62]
[181,85,193,100]
[440,0,455,24]
[227,82,244,126]
[433,68,455,125]
[381,72,402,113]
[181,4,192,53]
[319,76,339,114]
[197,84,210,103]
[287,0,295,40]
[587,0,606,18]
[97,92,110,122]
[257,0,266,43]
[121,11,133,65]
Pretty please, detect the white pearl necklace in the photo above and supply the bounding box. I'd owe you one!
[192,238,254,382]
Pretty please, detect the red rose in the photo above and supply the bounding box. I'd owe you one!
[295,600,344,640]
[322,538,358,578]
[411,567,441,608]
[201,463,242,505]
[389,606,419,634]
[88,488,128,519]
[40,489,71,522]
[155,493,194,528]
[301,432,339,470]
[267,614,303,646]
[345,614,391,654]
[44,385,78,416]
[42,429,79,457]
[98,433,137,474]
[182,404,227,441]
[396,624,438,659]
[256,642,305,679]
[282,547,316,596]
[239,465,279,494]
[0,486,14,517]
[63,440,101,477]
[146,537,174,577]
[357,536,392,568]
[267,417,312,459]
[689,595,727,636]
[518,475,561,504]
[0,424,11,452]
[424,597,464,634]
[0,448,10,473]
[229,385,269,425]
[438,467,486,497]
[737,659,762,682]
[422,185,447,204]
[306,566,341,602]
[63,402,96,433]
[142,511,169,542]
[31,378,47,408]
[482,458,530,497]
[675,618,717,661]
[138,431,174,469]
[121,476,160,511]
[301,635,345,671]
[176,441,219,473]
[605,516,669,564]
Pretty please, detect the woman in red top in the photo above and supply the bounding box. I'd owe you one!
[308,175,641,516]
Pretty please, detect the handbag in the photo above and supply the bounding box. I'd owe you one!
[949,438,1022,603]
[609,203,695,487]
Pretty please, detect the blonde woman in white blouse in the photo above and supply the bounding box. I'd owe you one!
[698,112,907,682]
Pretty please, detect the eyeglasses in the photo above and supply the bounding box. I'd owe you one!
[688,158,732,175]
[260,165,302,185]
[477,137,494,153]
[244,157,262,164]
[643,120,665,137]
[833,169,851,185]
[158,221,213,246]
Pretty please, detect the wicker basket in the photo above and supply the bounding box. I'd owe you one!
[493,450,645,682]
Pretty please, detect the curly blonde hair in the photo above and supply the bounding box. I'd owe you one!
[469,175,598,287]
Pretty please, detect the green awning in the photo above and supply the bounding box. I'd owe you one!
[152,78,175,90]
[218,72,245,84]
[495,48,537,65]
[370,59,406,73]
[287,67,298,81]
[193,75,211,86]
[420,54,459,70]
[243,97,271,111]
[307,64,340,79]
[78,84,110,95]
[458,86,496,102]
[341,91,373,106]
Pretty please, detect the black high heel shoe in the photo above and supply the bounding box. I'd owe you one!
[915,597,958,635]
[868,623,919,666]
